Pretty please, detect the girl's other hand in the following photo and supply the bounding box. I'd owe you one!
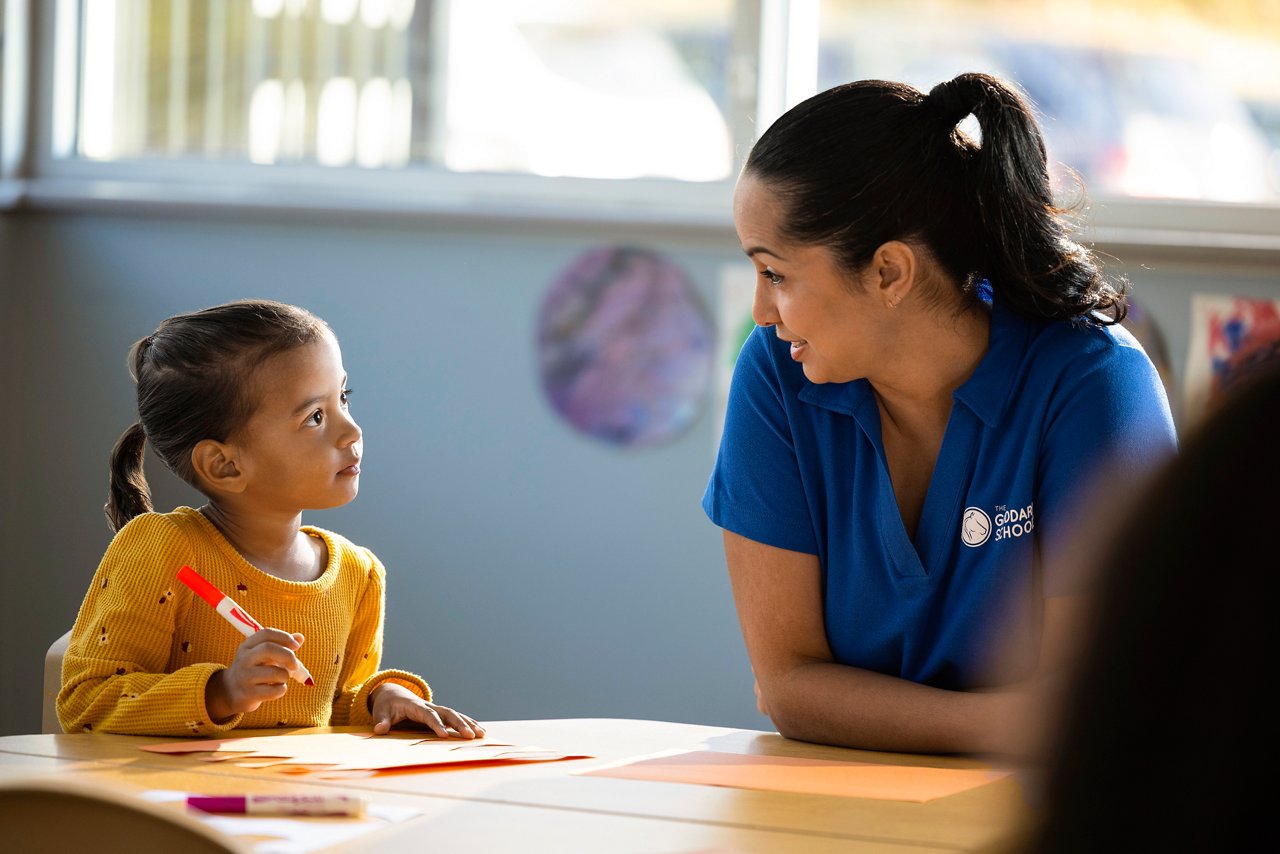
[205,629,306,722]
[370,682,486,739]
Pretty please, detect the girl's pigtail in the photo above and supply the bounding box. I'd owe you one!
[927,73,1127,324]
[106,422,152,532]
[106,335,156,532]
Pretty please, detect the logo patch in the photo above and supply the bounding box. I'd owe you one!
[961,507,992,547]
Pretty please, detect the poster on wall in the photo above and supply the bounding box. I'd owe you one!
[537,246,713,448]
[1183,294,1280,423]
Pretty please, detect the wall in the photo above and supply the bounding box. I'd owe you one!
[0,208,752,736]
[2,207,1277,737]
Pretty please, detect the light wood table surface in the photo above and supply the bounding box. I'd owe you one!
[0,718,1032,852]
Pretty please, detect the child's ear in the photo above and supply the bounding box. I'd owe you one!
[191,440,247,495]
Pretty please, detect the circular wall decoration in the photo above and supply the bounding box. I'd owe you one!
[537,246,713,448]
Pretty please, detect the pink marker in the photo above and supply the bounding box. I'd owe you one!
[187,793,365,817]
[176,565,315,687]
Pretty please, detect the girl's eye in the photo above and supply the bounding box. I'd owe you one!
[761,267,784,286]
[307,410,323,426]
[340,387,354,406]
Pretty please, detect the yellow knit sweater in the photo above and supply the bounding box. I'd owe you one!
[59,507,431,736]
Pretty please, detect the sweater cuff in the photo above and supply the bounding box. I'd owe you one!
[196,664,243,736]
[347,669,433,726]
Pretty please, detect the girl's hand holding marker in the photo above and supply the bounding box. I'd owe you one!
[178,564,316,720]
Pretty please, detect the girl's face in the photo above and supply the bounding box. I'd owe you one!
[234,332,362,513]
[733,174,887,385]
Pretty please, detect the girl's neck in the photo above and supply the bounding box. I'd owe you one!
[199,503,324,582]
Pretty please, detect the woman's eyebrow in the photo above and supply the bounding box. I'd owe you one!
[745,245,788,261]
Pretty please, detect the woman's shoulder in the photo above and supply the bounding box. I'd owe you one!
[1017,308,1153,380]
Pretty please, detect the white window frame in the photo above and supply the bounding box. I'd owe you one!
[2,0,1279,262]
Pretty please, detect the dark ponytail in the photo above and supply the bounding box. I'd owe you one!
[106,300,330,531]
[925,73,1126,323]
[743,72,1126,324]
[106,422,151,532]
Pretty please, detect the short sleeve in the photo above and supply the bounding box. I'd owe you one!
[1038,330,1177,596]
[702,326,818,554]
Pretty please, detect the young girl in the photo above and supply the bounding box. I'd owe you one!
[58,300,483,739]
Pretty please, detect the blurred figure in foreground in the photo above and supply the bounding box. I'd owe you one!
[1026,364,1278,851]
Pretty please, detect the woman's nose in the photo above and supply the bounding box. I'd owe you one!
[752,280,777,327]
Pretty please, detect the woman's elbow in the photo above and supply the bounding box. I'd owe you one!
[758,685,810,741]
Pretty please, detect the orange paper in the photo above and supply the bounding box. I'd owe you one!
[142,733,590,778]
[582,750,1008,803]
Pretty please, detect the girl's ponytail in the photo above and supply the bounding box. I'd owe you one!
[106,422,151,532]
[926,73,1127,324]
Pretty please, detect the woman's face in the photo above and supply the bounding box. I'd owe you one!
[733,174,886,385]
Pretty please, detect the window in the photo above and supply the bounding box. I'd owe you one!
[815,0,1280,204]
[6,0,1280,229]
[67,0,735,182]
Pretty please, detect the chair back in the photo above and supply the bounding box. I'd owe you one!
[41,631,71,734]
[0,777,243,853]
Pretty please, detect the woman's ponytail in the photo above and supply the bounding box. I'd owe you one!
[926,73,1127,324]
[106,422,151,532]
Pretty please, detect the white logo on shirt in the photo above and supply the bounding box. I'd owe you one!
[962,503,1036,547]
[961,507,991,547]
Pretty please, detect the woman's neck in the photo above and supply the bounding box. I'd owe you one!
[199,502,322,582]
[871,299,991,433]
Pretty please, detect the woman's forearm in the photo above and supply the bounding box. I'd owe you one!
[766,660,1016,754]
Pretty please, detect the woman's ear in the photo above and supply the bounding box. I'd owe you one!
[190,440,246,495]
[871,241,918,309]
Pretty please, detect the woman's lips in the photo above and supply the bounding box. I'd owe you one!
[789,339,807,360]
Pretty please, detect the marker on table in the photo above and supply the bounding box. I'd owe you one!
[187,793,366,817]
[176,564,315,687]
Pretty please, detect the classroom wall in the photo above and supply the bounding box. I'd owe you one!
[1,208,1277,737]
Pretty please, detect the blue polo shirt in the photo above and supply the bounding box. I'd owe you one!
[702,298,1176,691]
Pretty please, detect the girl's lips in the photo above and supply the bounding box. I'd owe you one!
[340,463,360,476]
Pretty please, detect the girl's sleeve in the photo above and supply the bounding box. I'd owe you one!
[702,326,818,554]
[57,515,242,736]
[1038,333,1178,597]
[330,550,431,727]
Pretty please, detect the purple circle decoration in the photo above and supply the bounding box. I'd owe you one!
[537,246,713,448]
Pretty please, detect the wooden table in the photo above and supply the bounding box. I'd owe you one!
[0,719,1032,852]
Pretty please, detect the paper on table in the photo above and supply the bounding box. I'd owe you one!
[141,790,419,854]
[581,750,1009,803]
[141,733,590,778]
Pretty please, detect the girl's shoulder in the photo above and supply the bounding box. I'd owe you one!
[111,506,201,548]
[97,509,204,592]
[300,525,385,582]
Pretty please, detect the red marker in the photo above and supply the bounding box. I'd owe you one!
[177,565,315,687]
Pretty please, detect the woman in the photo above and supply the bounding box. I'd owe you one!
[702,73,1176,753]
